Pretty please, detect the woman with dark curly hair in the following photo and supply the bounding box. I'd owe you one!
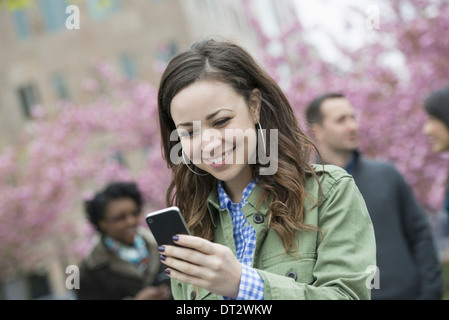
[76,181,171,300]
[156,39,376,300]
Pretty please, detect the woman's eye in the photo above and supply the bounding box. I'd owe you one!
[178,129,194,138]
[214,118,230,127]
[178,129,198,138]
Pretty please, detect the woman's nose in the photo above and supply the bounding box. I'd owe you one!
[201,128,223,157]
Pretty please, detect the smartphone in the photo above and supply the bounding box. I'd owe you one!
[145,206,191,247]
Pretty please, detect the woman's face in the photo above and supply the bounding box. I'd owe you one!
[422,115,449,153]
[98,197,140,246]
[170,80,260,189]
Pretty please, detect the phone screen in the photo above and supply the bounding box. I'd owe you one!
[145,206,190,246]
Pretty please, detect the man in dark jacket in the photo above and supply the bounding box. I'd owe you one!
[305,93,443,299]
[76,182,171,300]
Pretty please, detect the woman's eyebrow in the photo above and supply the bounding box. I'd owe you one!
[205,108,232,121]
[176,108,232,128]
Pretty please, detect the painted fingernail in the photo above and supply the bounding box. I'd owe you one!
[172,235,179,242]
[160,254,166,261]
[158,246,165,252]
[164,269,171,275]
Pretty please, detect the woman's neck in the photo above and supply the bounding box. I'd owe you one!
[222,167,253,203]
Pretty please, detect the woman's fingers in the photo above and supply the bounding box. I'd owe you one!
[164,266,210,289]
[159,235,242,298]
[160,235,233,270]
[160,247,216,288]
[160,244,207,267]
[158,234,218,268]
[161,252,204,278]
[172,234,216,254]
[159,235,228,279]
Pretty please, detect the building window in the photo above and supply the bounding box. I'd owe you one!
[87,0,120,21]
[17,84,40,120]
[38,0,69,32]
[51,73,70,100]
[12,9,30,40]
[119,54,137,79]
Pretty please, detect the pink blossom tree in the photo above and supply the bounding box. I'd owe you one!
[1,0,449,281]
[243,0,449,214]
[0,61,170,279]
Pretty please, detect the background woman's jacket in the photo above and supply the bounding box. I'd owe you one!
[76,227,166,300]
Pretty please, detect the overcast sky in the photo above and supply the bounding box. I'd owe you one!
[293,0,383,62]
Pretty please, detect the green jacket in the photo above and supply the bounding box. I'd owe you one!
[171,164,376,300]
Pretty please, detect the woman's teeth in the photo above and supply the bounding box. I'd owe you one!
[207,149,232,164]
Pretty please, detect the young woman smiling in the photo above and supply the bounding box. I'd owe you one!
[156,39,376,300]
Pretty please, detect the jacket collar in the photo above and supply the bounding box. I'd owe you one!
[206,180,270,224]
[315,150,361,174]
[84,227,158,280]
[344,150,361,175]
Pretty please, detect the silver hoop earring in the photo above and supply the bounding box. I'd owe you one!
[257,121,267,152]
[182,151,209,176]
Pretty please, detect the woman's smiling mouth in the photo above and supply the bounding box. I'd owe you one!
[203,147,235,167]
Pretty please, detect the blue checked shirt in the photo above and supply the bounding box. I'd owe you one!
[218,180,264,300]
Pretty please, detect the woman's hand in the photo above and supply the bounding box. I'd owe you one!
[159,234,242,299]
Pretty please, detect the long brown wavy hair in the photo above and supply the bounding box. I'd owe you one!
[157,39,322,251]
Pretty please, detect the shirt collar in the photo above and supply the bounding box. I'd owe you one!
[344,150,360,175]
[217,179,257,210]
